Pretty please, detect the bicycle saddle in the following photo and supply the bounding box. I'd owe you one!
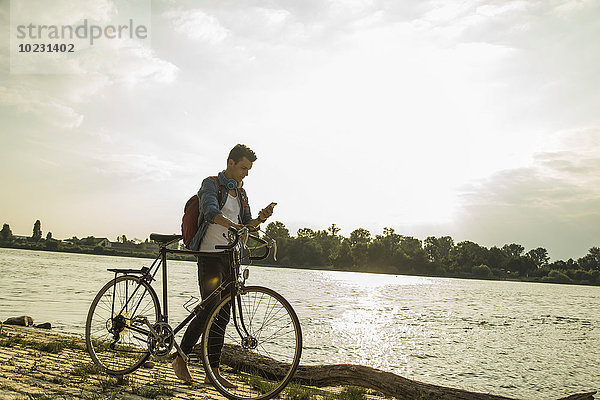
[149,233,182,245]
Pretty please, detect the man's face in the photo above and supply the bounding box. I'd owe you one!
[227,156,253,184]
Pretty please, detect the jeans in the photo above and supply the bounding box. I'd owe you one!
[180,254,231,367]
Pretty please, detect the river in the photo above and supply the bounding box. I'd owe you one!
[0,248,598,399]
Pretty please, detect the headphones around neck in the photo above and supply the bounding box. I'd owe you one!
[219,171,239,190]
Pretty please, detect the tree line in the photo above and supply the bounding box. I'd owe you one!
[261,221,600,285]
[2,220,599,285]
[1,221,48,242]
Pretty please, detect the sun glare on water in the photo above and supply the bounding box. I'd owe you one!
[317,271,434,373]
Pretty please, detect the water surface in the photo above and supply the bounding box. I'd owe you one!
[0,248,598,399]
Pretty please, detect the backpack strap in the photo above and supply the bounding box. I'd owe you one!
[238,187,247,223]
[239,187,247,213]
[211,176,223,205]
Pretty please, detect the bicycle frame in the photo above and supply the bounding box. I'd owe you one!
[107,233,267,359]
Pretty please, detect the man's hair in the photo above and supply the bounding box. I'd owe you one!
[228,144,257,163]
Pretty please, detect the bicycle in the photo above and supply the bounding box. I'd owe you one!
[85,227,302,400]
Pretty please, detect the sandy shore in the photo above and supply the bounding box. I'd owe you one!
[0,324,362,400]
[1,324,595,400]
[0,324,241,399]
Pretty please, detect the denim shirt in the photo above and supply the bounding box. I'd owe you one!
[189,173,252,251]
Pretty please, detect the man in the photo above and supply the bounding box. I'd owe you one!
[173,144,275,386]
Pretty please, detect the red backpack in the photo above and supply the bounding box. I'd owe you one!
[181,176,247,249]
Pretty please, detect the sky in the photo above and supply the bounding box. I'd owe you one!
[1,0,599,261]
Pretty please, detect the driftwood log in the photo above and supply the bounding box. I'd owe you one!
[197,344,596,400]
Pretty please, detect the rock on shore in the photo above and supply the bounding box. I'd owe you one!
[3,316,34,327]
[2,316,51,329]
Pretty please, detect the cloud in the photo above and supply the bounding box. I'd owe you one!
[0,84,84,129]
[90,152,183,183]
[455,127,600,260]
[417,1,600,112]
[74,40,179,86]
[160,1,414,51]
[10,0,117,25]
[1,0,178,129]
[164,9,229,44]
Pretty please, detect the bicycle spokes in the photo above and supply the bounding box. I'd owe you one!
[202,286,302,400]
[86,276,160,375]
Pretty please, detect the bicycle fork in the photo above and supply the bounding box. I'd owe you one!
[232,291,256,349]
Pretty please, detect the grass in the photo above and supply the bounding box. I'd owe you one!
[244,375,278,394]
[1,356,16,366]
[74,368,174,399]
[89,338,148,359]
[0,336,25,348]
[35,340,67,353]
[78,390,105,400]
[60,337,86,351]
[337,386,367,400]
[98,374,130,391]
[49,375,66,384]
[26,394,58,400]
[130,380,174,399]
[16,360,40,373]
[90,338,113,353]
[0,336,84,354]
[285,383,319,400]
[70,362,105,380]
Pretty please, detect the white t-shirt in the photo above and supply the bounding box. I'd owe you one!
[199,193,241,252]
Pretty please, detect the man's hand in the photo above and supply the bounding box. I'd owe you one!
[214,214,244,230]
[258,203,276,223]
[230,223,245,231]
[229,224,247,243]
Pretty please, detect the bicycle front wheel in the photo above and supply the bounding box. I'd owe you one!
[85,275,160,375]
[201,286,302,400]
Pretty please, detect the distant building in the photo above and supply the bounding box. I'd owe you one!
[92,238,111,247]
[69,237,112,247]
[12,235,30,241]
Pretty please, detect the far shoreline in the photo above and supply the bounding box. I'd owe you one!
[1,243,599,287]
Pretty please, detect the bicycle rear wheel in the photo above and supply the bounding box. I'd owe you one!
[201,286,302,400]
[85,275,160,375]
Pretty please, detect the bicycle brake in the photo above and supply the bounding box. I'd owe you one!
[270,239,278,261]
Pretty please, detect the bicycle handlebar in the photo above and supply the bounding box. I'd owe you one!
[213,226,274,261]
[249,243,270,260]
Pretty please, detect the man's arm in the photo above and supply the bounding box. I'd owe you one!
[217,204,273,230]
[213,212,267,231]
[212,206,271,229]
[213,213,244,230]
[210,186,274,230]
[198,177,222,224]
